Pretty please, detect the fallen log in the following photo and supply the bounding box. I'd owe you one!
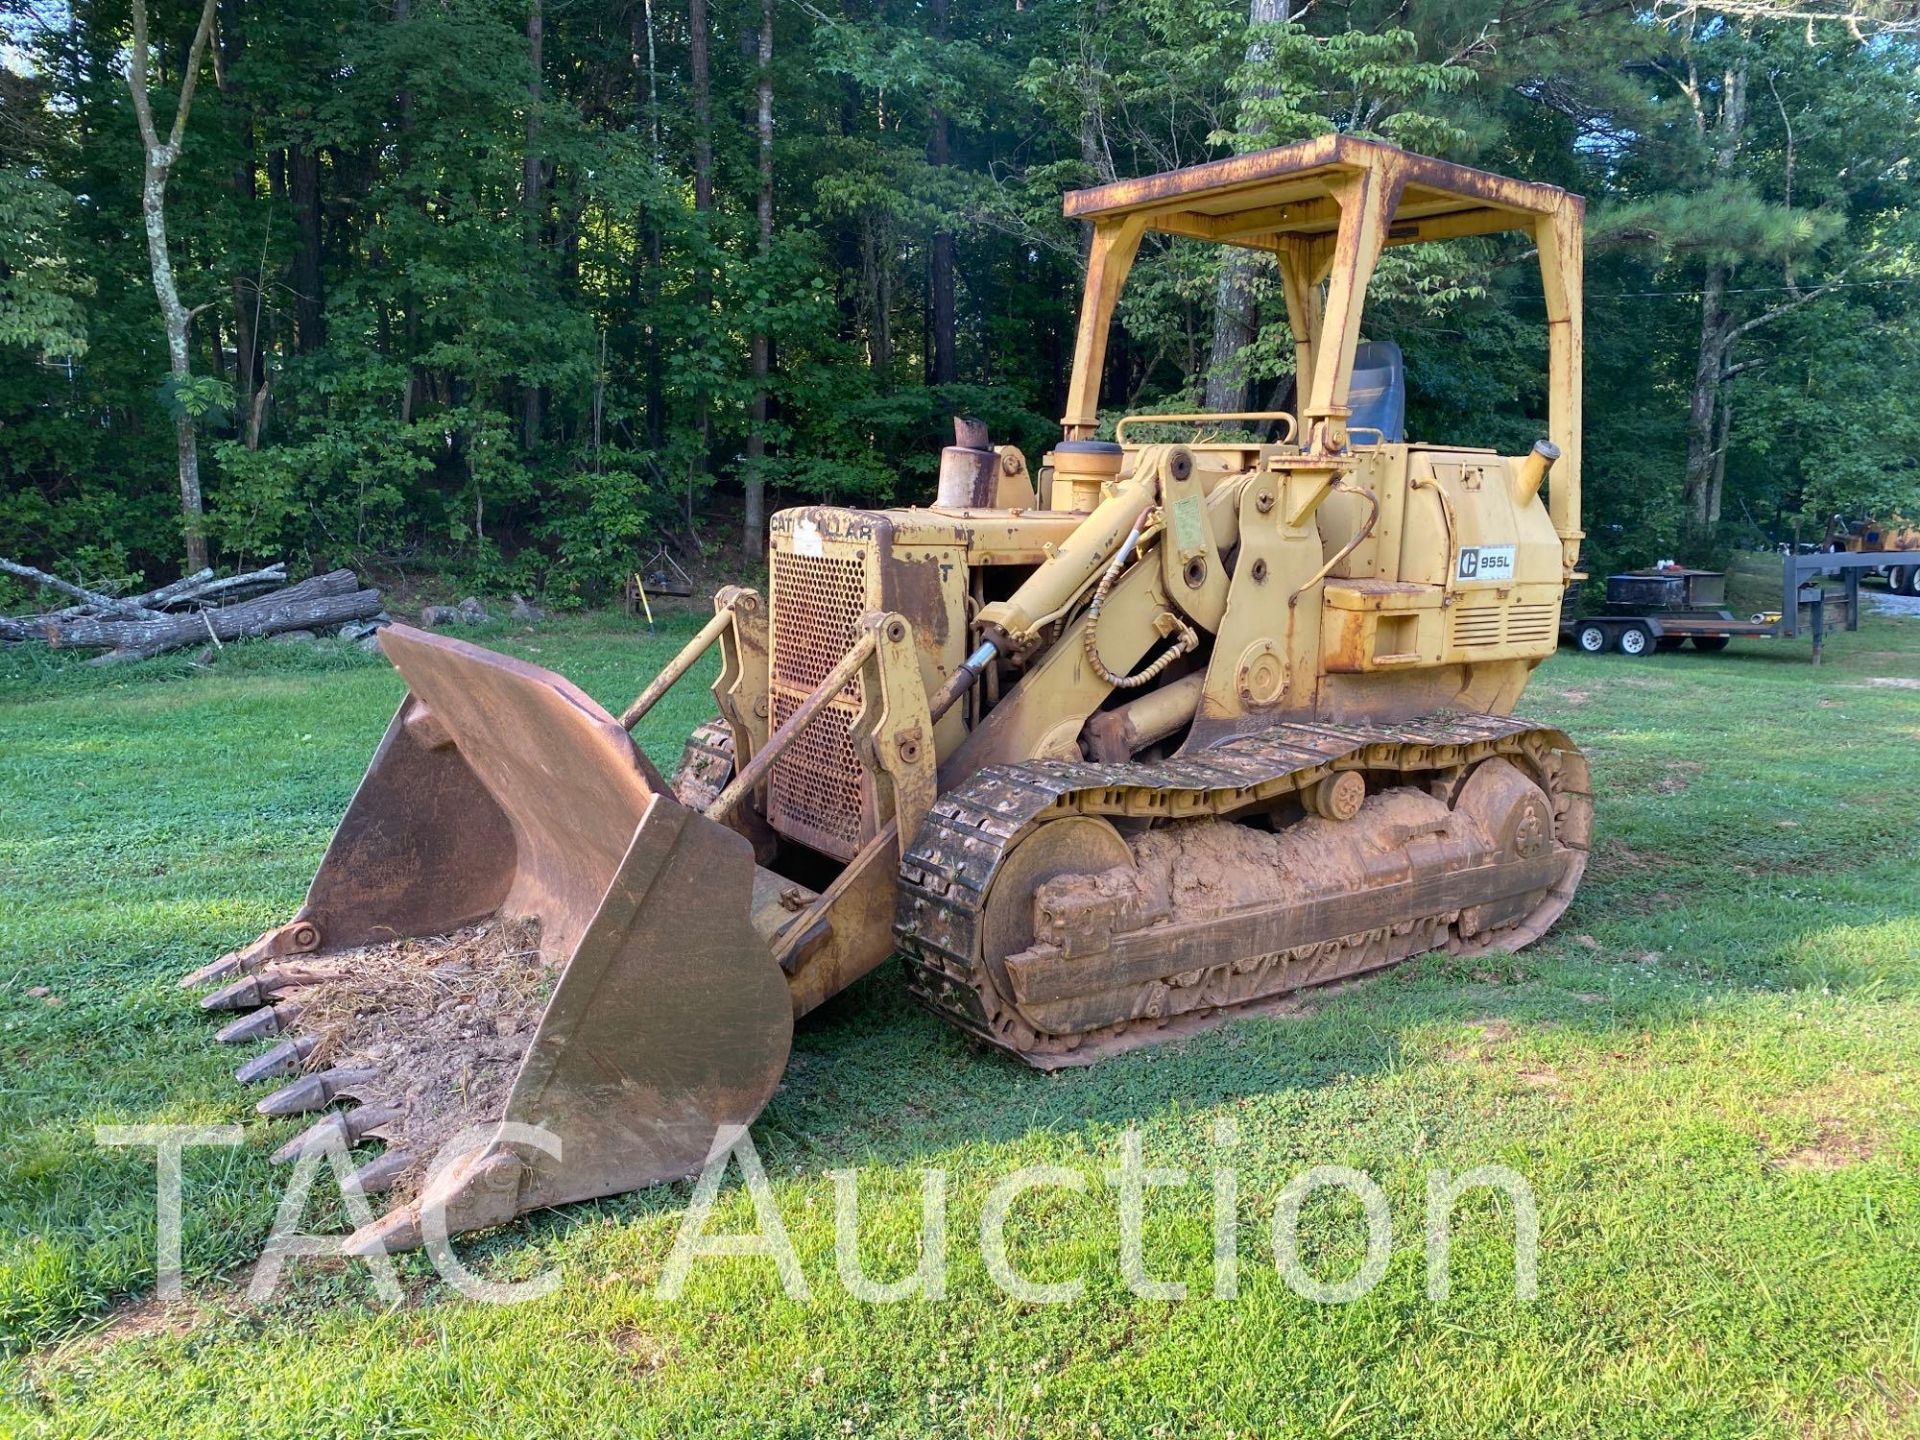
[10,568,383,660]
[159,563,288,608]
[0,559,164,620]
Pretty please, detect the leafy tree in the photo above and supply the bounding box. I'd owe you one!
[0,0,1915,591]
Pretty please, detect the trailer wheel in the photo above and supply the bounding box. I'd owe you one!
[1616,624,1653,657]
[1904,566,1920,597]
[1574,621,1610,655]
[1889,565,1909,595]
[1691,635,1730,652]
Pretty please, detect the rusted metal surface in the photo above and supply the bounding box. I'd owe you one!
[185,625,791,1253]
[717,628,878,831]
[1063,134,1570,226]
[671,719,736,810]
[937,417,1000,509]
[896,714,1590,1065]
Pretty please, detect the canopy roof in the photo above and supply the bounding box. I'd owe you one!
[1063,135,1575,252]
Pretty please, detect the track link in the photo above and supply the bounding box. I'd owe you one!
[895,714,1591,1065]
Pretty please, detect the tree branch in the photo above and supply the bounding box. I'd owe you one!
[169,0,221,156]
[0,559,164,619]
[127,0,160,152]
[1727,254,1882,343]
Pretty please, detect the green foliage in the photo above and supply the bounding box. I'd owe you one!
[0,0,1916,585]
[155,373,234,425]
[0,167,88,359]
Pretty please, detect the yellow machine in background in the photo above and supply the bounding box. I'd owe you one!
[184,136,1592,1252]
[1825,514,1920,595]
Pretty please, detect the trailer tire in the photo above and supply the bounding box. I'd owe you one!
[1903,565,1920,597]
[1616,624,1653,657]
[1691,635,1730,652]
[1889,565,1909,595]
[1574,621,1610,655]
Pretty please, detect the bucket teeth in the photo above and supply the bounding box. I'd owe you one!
[270,1105,406,1165]
[178,947,261,990]
[256,1065,378,1117]
[347,1151,413,1196]
[234,1034,318,1084]
[201,966,319,1013]
[179,920,322,990]
[215,1002,300,1044]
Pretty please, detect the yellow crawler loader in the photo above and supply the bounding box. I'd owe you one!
[183,136,1592,1253]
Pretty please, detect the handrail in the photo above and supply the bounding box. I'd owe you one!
[1115,411,1297,445]
[1290,478,1379,606]
[1409,473,1459,597]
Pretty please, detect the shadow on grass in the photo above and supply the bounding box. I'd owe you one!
[5,613,1918,1349]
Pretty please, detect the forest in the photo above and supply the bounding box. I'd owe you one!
[2,0,1917,601]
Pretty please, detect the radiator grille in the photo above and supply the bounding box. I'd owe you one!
[1505,603,1559,646]
[1450,601,1560,652]
[1451,607,1504,648]
[768,550,871,859]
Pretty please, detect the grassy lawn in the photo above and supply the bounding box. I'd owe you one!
[3,609,1918,1437]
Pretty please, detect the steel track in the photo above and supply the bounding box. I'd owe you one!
[894,713,1591,1066]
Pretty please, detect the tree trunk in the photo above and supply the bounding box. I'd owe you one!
[216,0,259,434]
[635,0,666,450]
[1708,391,1732,526]
[743,0,773,555]
[520,0,545,448]
[926,0,956,387]
[396,0,421,423]
[1683,265,1732,531]
[864,214,894,374]
[689,0,713,214]
[689,0,713,476]
[289,140,325,353]
[1683,53,1748,539]
[127,0,220,576]
[1203,0,1289,413]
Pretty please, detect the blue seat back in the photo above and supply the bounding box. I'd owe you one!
[1347,340,1405,444]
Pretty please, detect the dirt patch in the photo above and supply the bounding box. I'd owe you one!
[1866,676,1920,691]
[606,1324,671,1375]
[1587,839,1693,882]
[1757,1070,1910,1175]
[1440,1016,1515,1062]
[276,918,549,1188]
[1651,761,1703,796]
[48,1283,237,1362]
[1773,1120,1879,1172]
[1517,1065,1564,1092]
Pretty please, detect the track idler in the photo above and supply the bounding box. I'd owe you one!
[181,625,793,1253]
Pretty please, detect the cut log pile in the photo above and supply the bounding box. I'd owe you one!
[1,561,386,661]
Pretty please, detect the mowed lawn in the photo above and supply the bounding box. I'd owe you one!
[2,604,1918,1438]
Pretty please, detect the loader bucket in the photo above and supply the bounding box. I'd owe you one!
[182,624,793,1254]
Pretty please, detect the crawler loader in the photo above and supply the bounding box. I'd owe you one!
[183,136,1593,1253]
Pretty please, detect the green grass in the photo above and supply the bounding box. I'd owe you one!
[3,612,1918,1437]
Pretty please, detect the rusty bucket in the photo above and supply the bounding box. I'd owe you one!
[181,625,792,1253]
